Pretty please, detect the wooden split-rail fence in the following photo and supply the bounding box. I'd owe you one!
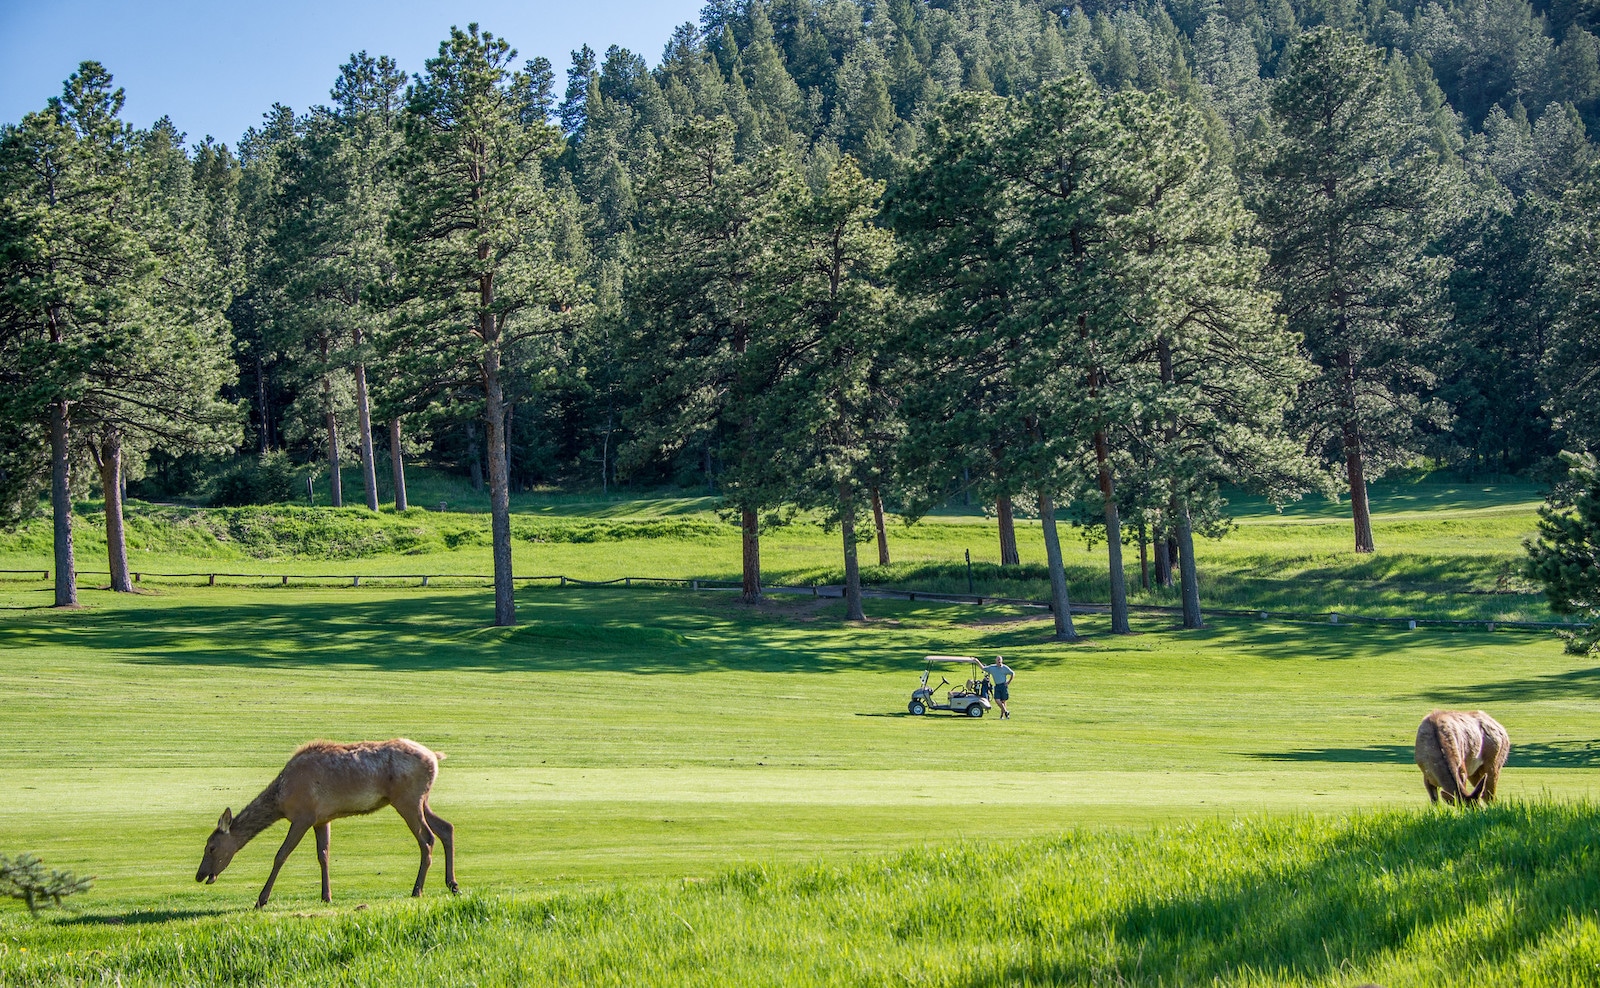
[0,567,1586,635]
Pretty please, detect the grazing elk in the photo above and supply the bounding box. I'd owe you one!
[195,739,458,907]
[1414,710,1510,804]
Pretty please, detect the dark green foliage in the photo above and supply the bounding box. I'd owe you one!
[0,853,92,914]
[209,451,300,507]
[1249,29,1450,552]
[1525,453,1600,654]
[1545,164,1600,452]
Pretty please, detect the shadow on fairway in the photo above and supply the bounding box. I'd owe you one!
[976,802,1599,986]
[0,588,954,675]
[1401,664,1600,704]
[0,585,1525,676]
[1249,740,1600,769]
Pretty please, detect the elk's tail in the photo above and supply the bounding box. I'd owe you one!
[435,751,447,762]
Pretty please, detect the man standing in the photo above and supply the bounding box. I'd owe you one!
[983,656,1014,719]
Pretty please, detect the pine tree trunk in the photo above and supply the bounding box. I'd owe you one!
[389,418,408,512]
[1176,499,1202,629]
[255,355,270,453]
[96,428,131,593]
[353,352,378,512]
[997,494,1020,566]
[1037,492,1076,641]
[841,483,865,621]
[741,507,761,603]
[1344,421,1376,554]
[1154,536,1172,588]
[50,398,77,608]
[484,344,515,627]
[870,486,889,567]
[1137,516,1149,591]
[466,422,483,492]
[1094,427,1130,634]
[1339,348,1376,553]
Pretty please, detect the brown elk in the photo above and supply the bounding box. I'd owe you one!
[195,739,458,907]
[1414,710,1510,804]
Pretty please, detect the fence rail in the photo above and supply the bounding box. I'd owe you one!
[2,567,1587,633]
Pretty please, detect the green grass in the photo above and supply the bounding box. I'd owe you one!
[0,474,1559,621]
[10,805,1600,986]
[2,581,1599,983]
[0,476,1589,984]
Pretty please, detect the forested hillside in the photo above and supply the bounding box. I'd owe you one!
[3,0,1597,625]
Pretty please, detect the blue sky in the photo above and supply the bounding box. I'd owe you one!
[1,0,707,146]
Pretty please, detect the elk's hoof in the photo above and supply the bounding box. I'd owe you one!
[448,883,461,895]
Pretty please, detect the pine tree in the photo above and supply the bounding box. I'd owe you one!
[750,156,897,621]
[0,64,159,605]
[621,118,786,603]
[1525,452,1600,655]
[1249,28,1450,554]
[391,25,582,626]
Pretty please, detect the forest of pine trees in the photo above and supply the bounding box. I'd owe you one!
[3,0,1598,625]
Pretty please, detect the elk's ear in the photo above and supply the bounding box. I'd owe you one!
[218,808,233,833]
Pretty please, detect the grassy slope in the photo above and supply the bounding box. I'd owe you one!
[2,580,1599,983]
[0,474,1557,621]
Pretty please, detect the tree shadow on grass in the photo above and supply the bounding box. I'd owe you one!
[969,804,1600,986]
[1401,665,1600,705]
[1250,740,1600,769]
[0,587,979,676]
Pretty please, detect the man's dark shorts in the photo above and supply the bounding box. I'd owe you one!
[994,682,1010,702]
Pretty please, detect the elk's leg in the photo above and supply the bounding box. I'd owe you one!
[315,823,332,903]
[258,820,311,908]
[1469,764,1498,803]
[393,801,435,897]
[423,801,458,893]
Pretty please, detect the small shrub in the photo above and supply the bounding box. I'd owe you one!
[210,452,301,507]
[0,852,92,914]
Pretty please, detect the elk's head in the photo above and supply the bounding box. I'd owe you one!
[196,808,243,884]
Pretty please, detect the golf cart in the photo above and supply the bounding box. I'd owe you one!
[908,655,992,717]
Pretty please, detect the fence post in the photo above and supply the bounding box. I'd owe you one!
[1486,621,1495,632]
[209,574,216,586]
[1408,619,1417,630]
[353,576,360,587]
[691,579,698,590]
[625,577,631,588]
[560,576,566,586]
[422,575,429,587]
[282,575,289,586]
[1258,611,1268,620]
[1329,612,1339,624]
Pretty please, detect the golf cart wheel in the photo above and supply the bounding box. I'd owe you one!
[966,703,985,718]
[908,700,927,716]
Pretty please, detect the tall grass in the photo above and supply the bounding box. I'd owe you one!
[6,803,1597,986]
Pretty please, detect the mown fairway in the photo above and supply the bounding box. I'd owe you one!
[2,479,1596,984]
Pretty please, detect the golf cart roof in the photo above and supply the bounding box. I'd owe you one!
[924,655,985,666]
